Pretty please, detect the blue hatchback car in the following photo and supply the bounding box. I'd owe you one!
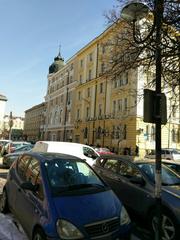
[0,152,131,240]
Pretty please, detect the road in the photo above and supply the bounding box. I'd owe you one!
[0,157,151,240]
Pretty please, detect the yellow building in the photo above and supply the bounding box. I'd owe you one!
[44,24,180,157]
[24,102,46,142]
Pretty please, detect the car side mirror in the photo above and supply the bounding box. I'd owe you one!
[130,176,145,186]
[21,182,39,192]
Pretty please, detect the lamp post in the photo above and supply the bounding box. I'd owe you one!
[8,111,13,140]
[121,1,164,239]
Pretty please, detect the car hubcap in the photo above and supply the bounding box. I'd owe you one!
[152,214,175,240]
[162,215,175,240]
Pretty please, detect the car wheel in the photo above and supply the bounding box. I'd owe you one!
[33,228,47,240]
[0,189,9,213]
[151,211,178,240]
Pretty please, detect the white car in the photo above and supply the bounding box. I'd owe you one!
[32,141,99,166]
[145,148,180,161]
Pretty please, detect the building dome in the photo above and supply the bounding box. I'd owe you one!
[49,51,64,74]
[0,94,8,101]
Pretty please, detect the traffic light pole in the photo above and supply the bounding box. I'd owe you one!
[154,0,164,239]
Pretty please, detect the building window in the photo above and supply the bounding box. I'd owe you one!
[59,110,62,123]
[79,74,82,83]
[101,63,105,74]
[102,44,106,54]
[70,63,73,70]
[80,59,83,67]
[113,100,116,114]
[88,69,92,81]
[61,95,64,103]
[89,53,93,61]
[146,125,149,140]
[78,91,81,100]
[100,83,103,93]
[151,126,155,141]
[171,129,176,142]
[124,98,128,111]
[86,107,90,119]
[87,87,91,97]
[123,125,127,140]
[118,99,122,112]
[172,105,176,118]
[84,127,88,139]
[77,109,80,119]
[123,72,128,85]
[99,104,102,117]
[97,126,101,139]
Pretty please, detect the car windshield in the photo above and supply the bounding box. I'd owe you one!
[44,158,106,196]
[138,163,180,185]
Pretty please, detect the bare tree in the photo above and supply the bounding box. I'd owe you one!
[104,0,180,100]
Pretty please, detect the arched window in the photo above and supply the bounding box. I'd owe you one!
[97,126,101,139]
[84,127,88,139]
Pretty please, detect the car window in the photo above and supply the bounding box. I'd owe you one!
[103,159,119,173]
[45,158,105,195]
[25,157,44,200]
[83,147,98,159]
[17,155,31,181]
[118,161,141,178]
[138,163,180,185]
[163,163,180,175]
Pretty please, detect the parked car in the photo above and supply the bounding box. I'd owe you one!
[0,152,131,240]
[2,152,22,168]
[93,155,180,240]
[10,141,32,152]
[94,147,114,155]
[145,148,180,161]
[32,141,100,166]
[14,144,34,153]
[0,140,12,156]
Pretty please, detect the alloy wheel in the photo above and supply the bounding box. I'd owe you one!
[152,214,176,240]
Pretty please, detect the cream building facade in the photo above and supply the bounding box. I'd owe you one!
[24,102,46,142]
[44,24,180,157]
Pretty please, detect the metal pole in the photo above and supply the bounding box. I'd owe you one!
[154,0,164,239]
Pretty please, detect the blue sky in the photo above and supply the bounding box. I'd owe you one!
[0,0,117,117]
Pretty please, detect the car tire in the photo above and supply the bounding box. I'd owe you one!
[33,228,47,240]
[0,188,9,213]
[150,210,179,240]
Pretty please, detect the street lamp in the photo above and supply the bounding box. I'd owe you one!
[121,1,164,239]
[8,111,13,140]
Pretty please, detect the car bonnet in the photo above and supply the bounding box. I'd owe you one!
[52,190,121,225]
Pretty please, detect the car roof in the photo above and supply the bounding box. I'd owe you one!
[19,151,83,163]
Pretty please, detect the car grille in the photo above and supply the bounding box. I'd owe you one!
[85,217,119,239]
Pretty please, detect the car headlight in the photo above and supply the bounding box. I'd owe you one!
[56,219,84,239]
[120,206,131,225]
